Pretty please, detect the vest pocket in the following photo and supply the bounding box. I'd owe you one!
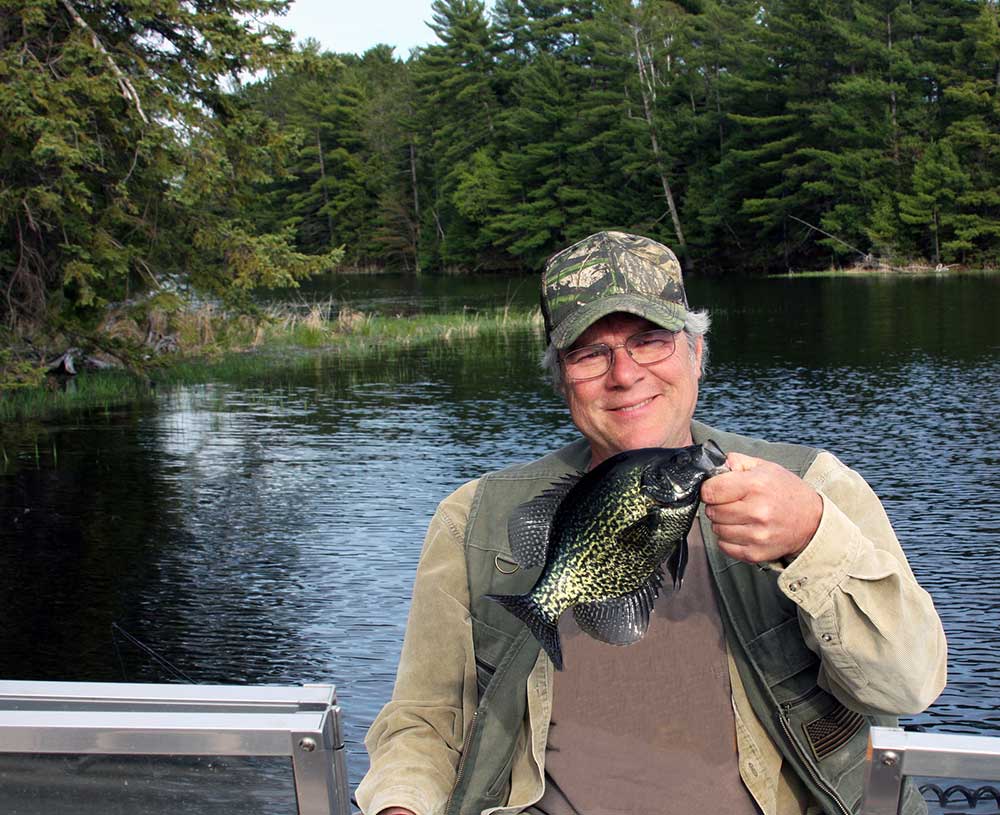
[801,702,866,761]
[747,616,819,688]
[784,686,871,800]
[475,655,496,699]
[472,615,516,701]
[485,741,517,803]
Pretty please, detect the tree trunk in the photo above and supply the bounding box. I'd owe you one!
[933,210,940,265]
[409,140,422,275]
[632,25,686,249]
[887,14,900,165]
[316,129,333,246]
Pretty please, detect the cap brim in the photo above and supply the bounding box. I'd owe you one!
[549,294,686,348]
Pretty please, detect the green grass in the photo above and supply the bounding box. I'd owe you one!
[770,266,998,279]
[1,306,545,421]
[0,371,155,423]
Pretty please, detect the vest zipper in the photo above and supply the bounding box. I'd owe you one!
[777,707,851,815]
[445,708,481,814]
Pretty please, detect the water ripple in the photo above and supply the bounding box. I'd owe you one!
[1,276,997,793]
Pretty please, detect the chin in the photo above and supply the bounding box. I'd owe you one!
[613,433,663,453]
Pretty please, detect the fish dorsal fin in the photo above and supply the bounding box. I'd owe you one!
[506,472,582,568]
[572,567,664,646]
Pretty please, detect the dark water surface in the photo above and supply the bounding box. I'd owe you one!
[1,272,998,793]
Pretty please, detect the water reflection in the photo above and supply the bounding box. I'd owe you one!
[1,273,998,790]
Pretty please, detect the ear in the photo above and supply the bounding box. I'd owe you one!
[692,335,704,379]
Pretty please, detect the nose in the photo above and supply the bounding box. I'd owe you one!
[605,343,644,387]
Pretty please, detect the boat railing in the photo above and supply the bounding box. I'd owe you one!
[0,679,350,815]
[863,726,1000,815]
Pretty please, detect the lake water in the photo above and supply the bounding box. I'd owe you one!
[1,271,998,800]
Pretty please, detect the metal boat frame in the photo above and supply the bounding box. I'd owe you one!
[863,726,1000,815]
[0,680,349,815]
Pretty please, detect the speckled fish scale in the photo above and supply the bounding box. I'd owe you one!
[486,442,727,670]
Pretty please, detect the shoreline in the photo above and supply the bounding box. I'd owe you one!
[769,265,998,279]
[0,306,545,424]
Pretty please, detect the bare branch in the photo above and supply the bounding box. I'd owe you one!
[121,143,142,185]
[58,0,149,124]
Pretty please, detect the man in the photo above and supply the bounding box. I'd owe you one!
[357,231,947,815]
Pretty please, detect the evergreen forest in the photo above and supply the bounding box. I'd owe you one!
[3,0,1000,330]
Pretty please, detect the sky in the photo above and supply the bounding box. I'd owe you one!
[275,0,441,57]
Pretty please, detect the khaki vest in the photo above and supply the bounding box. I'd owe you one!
[448,421,924,815]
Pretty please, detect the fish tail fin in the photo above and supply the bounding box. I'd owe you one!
[486,593,564,671]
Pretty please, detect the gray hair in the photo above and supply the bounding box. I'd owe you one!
[540,309,712,392]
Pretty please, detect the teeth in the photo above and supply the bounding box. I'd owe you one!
[614,397,653,413]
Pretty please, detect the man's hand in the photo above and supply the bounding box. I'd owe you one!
[700,452,823,564]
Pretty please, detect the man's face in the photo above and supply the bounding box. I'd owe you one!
[562,313,702,468]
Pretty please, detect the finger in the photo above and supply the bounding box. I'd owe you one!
[701,468,756,505]
[710,521,761,549]
[704,500,754,526]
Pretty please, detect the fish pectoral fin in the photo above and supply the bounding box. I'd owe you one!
[572,569,663,646]
[506,472,582,568]
[616,512,659,551]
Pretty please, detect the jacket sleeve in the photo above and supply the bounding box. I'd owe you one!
[776,451,947,716]
[355,480,480,815]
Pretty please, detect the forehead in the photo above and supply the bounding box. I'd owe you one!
[571,313,661,347]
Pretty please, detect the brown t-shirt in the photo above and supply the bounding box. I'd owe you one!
[530,523,761,815]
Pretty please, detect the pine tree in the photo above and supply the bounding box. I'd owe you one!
[736,0,904,268]
[937,1,1000,264]
[243,46,344,254]
[489,52,577,262]
[410,0,501,268]
[357,46,425,272]
[485,2,636,265]
[0,0,339,326]
[897,141,969,263]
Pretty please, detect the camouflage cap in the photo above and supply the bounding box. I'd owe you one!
[541,231,688,348]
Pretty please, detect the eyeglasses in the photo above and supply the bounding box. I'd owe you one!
[561,329,678,382]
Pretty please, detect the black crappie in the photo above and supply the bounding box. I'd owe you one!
[486,441,727,670]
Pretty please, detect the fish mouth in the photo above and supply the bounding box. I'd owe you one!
[700,439,730,476]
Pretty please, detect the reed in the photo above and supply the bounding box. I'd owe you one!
[0,371,154,423]
[159,307,543,384]
[2,305,545,420]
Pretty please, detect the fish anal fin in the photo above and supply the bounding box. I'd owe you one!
[506,473,582,568]
[572,568,663,646]
[665,534,689,588]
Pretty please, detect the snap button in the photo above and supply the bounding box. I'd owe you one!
[788,580,799,592]
[822,633,833,643]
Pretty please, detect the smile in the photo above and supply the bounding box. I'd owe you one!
[609,396,656,413]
